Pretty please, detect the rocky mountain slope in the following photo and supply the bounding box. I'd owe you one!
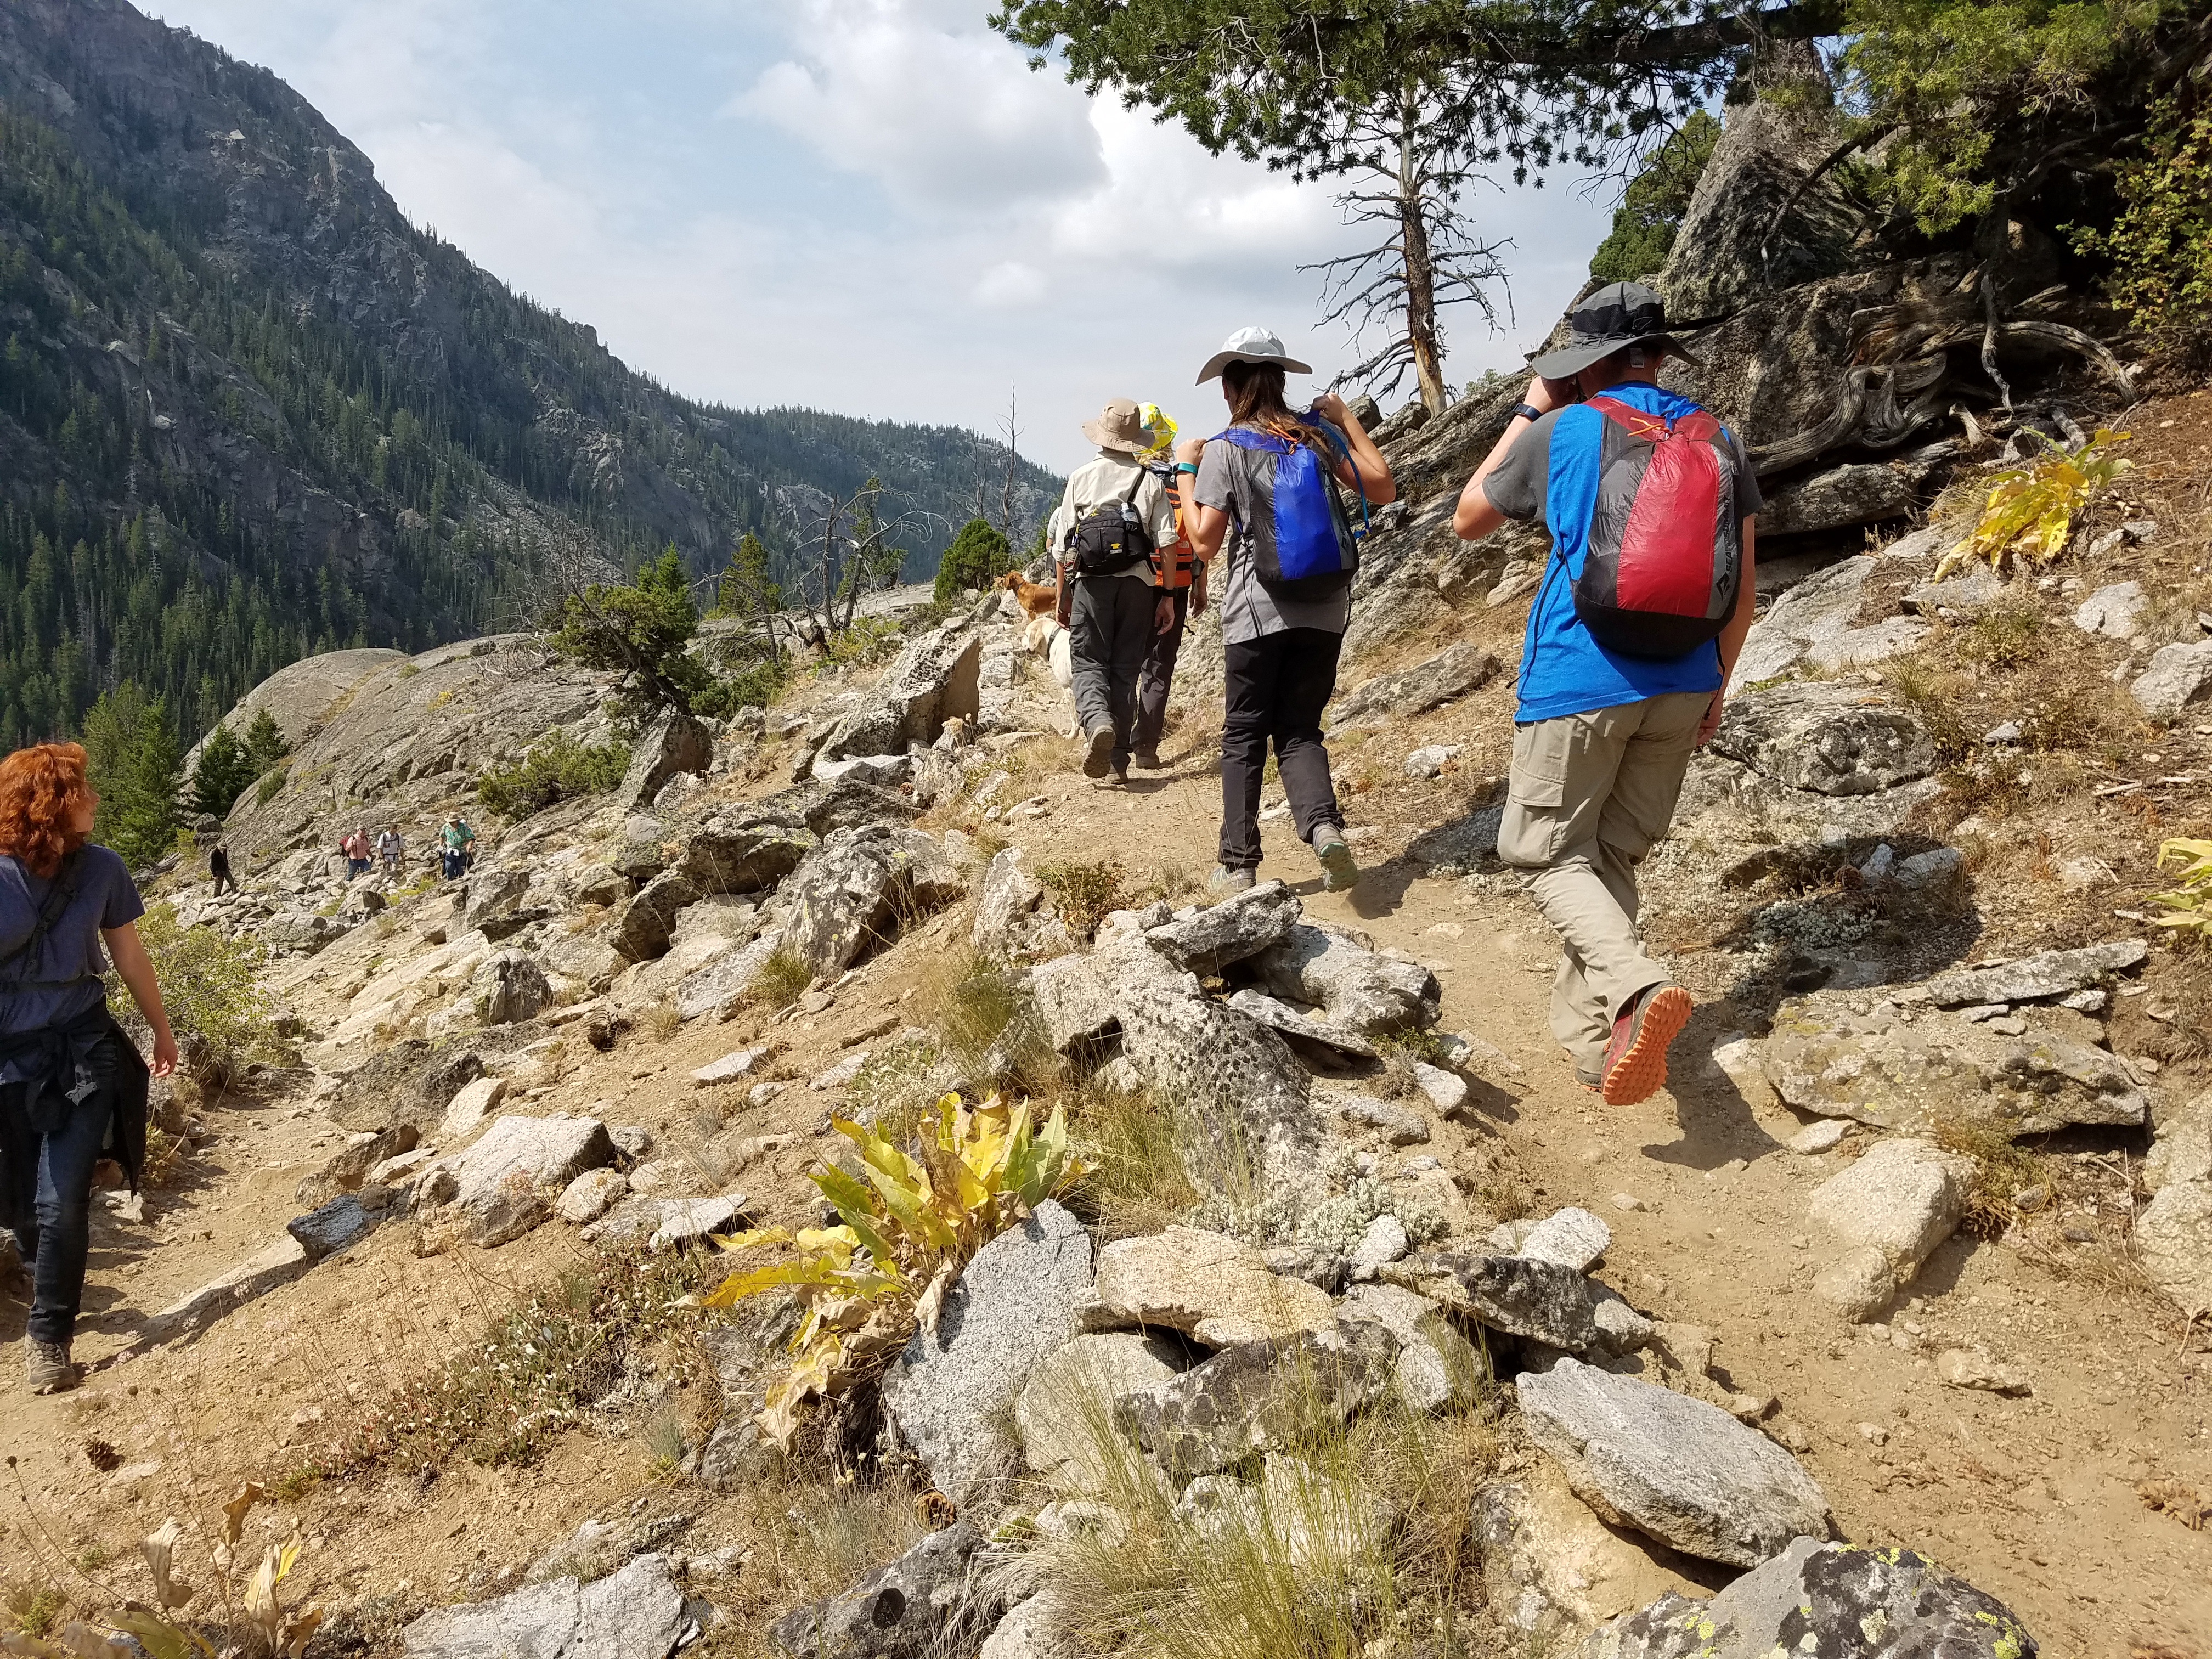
[0,0,1055,746]
[6,143,2212,1658]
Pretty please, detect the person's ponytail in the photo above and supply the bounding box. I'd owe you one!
[1222,362,1328,455]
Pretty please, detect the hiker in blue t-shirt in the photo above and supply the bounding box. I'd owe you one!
[1452,282,1760,1107]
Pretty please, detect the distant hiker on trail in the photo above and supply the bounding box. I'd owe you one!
[343,828,371,879]
[1132,403,1205,770]
[209,842,233,897]
[1450,280,1759,1107]
[0,742,178,1395]
[440,816,475,880]
[1174,327,1394,894]
[376,826,404,877]
[1049,398,1182,786]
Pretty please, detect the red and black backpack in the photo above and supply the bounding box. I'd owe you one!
[1568,395,1744,659]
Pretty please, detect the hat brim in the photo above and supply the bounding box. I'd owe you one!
[1082,419,1154,452]
[1527,331,1700,381]
[1195,349,1313,385]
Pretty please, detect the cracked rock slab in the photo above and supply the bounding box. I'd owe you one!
[1516,1359,1832,1568]
[1570,1534,2036,1658]
[1919,939,2146,1007]
[1762,999,2148,1137]
[1381,1250,1597,1350]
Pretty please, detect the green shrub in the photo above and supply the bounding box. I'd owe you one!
[816,617,903,671]
[255,769,287,806]
[476,729,630,820]
[695,656,786,718]
[1588,111,1719,282]
[2072,89,2212,349]
[121,902,273,1087]
[934,517,1014,603]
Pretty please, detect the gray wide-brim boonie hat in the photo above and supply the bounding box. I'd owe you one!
[1196,325,1313,384]
[1527,280,1703,380]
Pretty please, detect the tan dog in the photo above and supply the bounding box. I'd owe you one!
[998,569,1058,622]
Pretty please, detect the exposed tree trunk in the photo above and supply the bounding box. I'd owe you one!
[1399,119,1447,417]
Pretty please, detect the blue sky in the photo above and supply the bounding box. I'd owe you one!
[150,0,1616,471]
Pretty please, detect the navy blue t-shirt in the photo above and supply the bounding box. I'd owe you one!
[1481,383,1763,723]
[0,846,145,1037]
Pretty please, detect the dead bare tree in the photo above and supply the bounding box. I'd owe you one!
[997,385,1025,545]
[1303,89,1514,417]
[780,476,937,647]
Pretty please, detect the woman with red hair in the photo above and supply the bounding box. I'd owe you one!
[0,742,177,1394]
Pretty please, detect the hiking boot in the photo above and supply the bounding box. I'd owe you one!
[1599,983,1694,1106]
[1080,726,1115,778]
[1131,747,1163,770]
[1573,1065,1604,1094]
[1312,829,1359,893]
[1207,865,1257,895]
[26,1340,78,1395]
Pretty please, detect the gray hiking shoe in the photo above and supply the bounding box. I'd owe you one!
[1131,747,1163,770]
[1312,830,1359,893]
[1080,726,1115,778]
[1208,865,1257,894]
[27,1340,78,1395]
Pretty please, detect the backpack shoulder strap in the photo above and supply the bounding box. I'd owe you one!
[2,850,82,990]
[1585,396,1674,442]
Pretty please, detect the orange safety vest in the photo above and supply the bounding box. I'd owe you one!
[1149,462,1198,590]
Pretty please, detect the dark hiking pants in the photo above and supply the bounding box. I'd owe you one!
[1133,588,1188,755]
[1218,627,1344,871]
[1070,576,1156,765]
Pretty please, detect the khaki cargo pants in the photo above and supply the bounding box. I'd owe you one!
[1496,691,1709,1075]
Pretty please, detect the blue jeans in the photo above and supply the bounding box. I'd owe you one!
[0,1080,111,1346]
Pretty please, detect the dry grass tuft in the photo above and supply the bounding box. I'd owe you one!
[1031,1376,1499,1659]
[1067,1085,1202,1240]
[2139,1477,2210,1530]
[1035,857,1128,938]
[643,997,684,1042]
[747,944,814,1012]
[1928,1118,2049,1239]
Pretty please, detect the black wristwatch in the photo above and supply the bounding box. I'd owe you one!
[1511,402,1544,423]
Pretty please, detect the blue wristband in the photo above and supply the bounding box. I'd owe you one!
[1174,462,1198,475]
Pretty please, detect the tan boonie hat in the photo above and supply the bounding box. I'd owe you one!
[1081,397,1154,453]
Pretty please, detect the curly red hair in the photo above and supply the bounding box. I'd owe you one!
[0,742,95,878]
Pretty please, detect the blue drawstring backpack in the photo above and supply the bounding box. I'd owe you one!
[1211,416,1367,602]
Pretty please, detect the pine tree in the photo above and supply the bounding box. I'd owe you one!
[81,683,180,866]
[189,723,256,818]
[243,706,288,775]
[934,518,1014,602]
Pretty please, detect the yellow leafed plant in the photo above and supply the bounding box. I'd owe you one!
[699,1092,1091,1448]
[1934,429,2132,578]
[2147,838,2212,937]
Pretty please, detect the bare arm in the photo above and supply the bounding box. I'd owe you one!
[1699,518,1758,744]
[103,921,178,1076]
[1454,374,1575,540]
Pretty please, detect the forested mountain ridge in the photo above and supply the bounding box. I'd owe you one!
[0,0,1056,750]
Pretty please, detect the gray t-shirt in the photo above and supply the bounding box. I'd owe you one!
[0,846,144,1037]
[1193,421,1357,644]
[1480,401,1765,523]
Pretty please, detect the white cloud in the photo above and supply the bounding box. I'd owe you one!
[973,260,1047,309]
[729,0,1102,210]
